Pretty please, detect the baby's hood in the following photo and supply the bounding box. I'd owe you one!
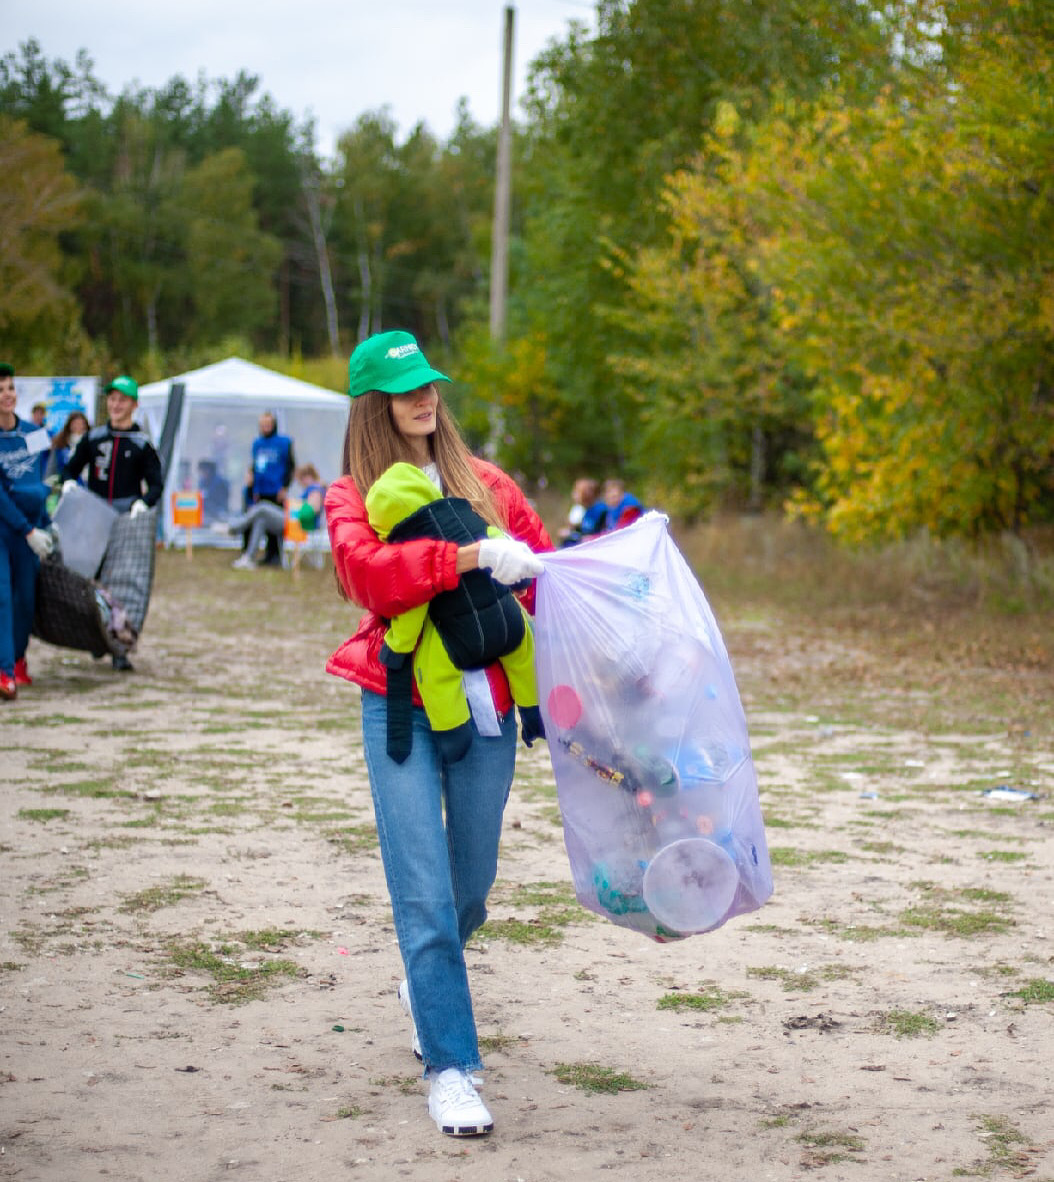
[365,462,442,539]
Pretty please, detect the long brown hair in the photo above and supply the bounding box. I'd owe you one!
[343,387,504,529]
[52,411,90,450]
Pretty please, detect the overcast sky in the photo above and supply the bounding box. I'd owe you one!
[4,0,595,158]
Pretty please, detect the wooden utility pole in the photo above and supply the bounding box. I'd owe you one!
[490,5,515,343]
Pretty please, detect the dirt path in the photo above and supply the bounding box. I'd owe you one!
[3,550,1052,1181]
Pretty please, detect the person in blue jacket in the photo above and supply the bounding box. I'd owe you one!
[0,363,55,699]
[245,411,295,567]
[602,478,644,532]
[559,477,607,547]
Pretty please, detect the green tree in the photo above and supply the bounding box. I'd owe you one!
[181,147,283,345]
[503,0,896,488]
[0,115,84,351]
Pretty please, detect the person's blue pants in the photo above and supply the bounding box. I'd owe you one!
[0,523,40,676]
[360,689,517,1075]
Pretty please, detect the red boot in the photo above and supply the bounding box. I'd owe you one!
[0,672,16,701]
[14,657,32,686]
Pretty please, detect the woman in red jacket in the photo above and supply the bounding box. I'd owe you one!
[325,331,551,1138]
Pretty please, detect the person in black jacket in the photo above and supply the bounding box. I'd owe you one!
[61,375,163,671]
[62,376,163,514]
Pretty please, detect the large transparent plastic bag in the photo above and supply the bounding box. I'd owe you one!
[534,513,772,942]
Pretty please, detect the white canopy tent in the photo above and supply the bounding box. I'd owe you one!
[137,358,348,546]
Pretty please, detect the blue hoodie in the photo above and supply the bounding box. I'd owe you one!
[0,415,49,536]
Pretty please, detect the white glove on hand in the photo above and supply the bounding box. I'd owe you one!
[130,499,148,518]
[62,480,77,496]
[26,528,54,559]
[477,536,543,584]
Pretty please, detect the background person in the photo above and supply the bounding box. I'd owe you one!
[61,375,163,671]
[220,460,323,570]
[0,363,55,698]
[558,476,606,547]
[45,410,90,485]
[196,460,230,524]
[29,402,52,480]
[602,477,644,532]
[325,330,550,1139]
[245,411,294,567]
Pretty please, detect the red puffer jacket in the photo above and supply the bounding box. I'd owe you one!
[325,459,552,714]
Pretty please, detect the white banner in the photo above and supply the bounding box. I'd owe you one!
[14,376,98,431]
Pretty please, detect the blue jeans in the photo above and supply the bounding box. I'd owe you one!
[0,523,39,676]
[361,689,517,1074]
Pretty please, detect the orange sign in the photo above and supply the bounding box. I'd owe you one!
[172,491,204,528]
[285,503,307,543]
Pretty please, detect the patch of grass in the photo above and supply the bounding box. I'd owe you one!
[952,1114,1035,1178]
[769,847,850,868]
[760,1113,793,1129]
[325,824,377,855]
[17,808,70,824]
[858,839,905,856]
[369,1074,419,1095]
[120,815,162,829]
[85,835,142,850]
[796,1127,867,1167]
[1,961,25,973]
[744,922,800,936]
[31,759,92,773]
[119,875,207,914]
[478,1032,524,1054]
[166,935,300,1005]
[8,714,89,728]
[977,850,1029,863]
[549,1062,650,1095]
[331,1104,367,1120]
[475,916,566,946]
[239,928,320,950]
[873,1008,940,1038]
[1006,978,1054,1004]
[899,881,1015,937]
[25,866,91,894]
[40,779,138,800]
[746,963,857,992]
[960,888,1014,904]
[800,916,908,942]
[476,881,584,946]
[657,982,747,1012]
[900,905,1013,937]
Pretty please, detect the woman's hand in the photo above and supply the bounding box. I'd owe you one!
[477,537,544,583]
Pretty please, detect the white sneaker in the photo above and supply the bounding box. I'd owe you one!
[398,979,423,1061]
[427,1068,493,1136]
[231,554,256,570]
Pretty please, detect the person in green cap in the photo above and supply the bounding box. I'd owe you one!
[61,376,163,516]
[61,375,163,670]
[364,460,544,764]
[324,330,551,1139]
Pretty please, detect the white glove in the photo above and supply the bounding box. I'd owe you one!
[477,536,543,584]
[130,499,148,518]
[26,528,54,559]
[62,480,77,496]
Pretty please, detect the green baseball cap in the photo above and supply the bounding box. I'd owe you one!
[105,375,138,401]
[347,331,450,399]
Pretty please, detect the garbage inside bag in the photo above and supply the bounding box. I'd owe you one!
[533,512,772,942]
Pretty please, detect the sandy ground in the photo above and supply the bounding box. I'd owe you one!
[2,549,1052,1182]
